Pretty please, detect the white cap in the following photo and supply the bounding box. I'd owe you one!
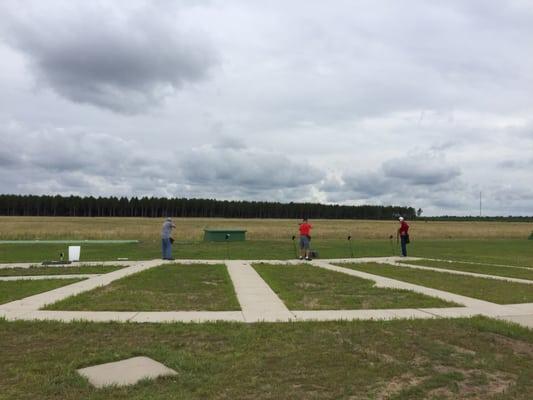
[398,217,404,221]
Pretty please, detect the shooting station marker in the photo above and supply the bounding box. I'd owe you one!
[77,356,177,388]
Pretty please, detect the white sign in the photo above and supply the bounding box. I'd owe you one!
[68,246,81,262]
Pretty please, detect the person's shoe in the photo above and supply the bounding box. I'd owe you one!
[305,257,312,261]
[299,256,304,260]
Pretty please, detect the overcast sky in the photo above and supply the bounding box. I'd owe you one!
[1,0,532,216]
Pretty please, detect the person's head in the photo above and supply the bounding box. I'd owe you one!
[303,218,308,223]
[398,217,404,223]
[165,217,172,222]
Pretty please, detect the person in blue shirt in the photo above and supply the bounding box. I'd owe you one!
[161,217,176,260]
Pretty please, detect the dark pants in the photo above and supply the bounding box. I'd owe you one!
[161,238,172,259]
[400,235,408,256]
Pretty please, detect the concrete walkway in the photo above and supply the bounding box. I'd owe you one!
[226,261,294,322]
[0,261,133,269]
[0,274,99,281]
[0,257,532,329]
[384,260,533,284]
[312,260,506,312]
[0,260,162,311]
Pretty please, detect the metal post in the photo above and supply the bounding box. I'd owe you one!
[225,233,231,259]
[347,235,354,258]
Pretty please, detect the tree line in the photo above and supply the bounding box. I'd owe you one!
[0,194,416,219]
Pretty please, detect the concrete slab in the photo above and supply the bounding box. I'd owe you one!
[130,311,245,323]
[0,260,163,311]
[293,308,435,322]
[77,356,177,388]
[0,261,132,270]
[0,274,97,281]
[225,261,294,322]
[496,315,533,329]
[2,257,531,326]
[504,303,533,313]
[388,261,533,284]
[423,258,533,270]
[6,310,138,323]
[420,307,483,318]
[314,260,503,311]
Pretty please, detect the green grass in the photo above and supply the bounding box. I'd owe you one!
[253,264,456,310]
[44,264,240,311]
[0,279,84,305]
[0,265,126,276]
[400,259,533,281]
[408,239,533,267]
[0,239,532,266]
[343,263,533,304]
[0,317,532,399]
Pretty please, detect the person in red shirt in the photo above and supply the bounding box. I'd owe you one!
[298,218,313,260]
[396,217,410,257]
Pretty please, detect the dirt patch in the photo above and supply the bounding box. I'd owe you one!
[295,282,321,289]
[410,354,431,367]
[362,349,398,364]
[485,333,533,357]
[374,373,425,399]
[302,297,321,308]
[431,366,516,399]
[434,339,477,356]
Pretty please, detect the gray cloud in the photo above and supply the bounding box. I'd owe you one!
[181,145,324,191]
[1,2,218,113]
[0,124,175,196]
[0,1,532,215]
[382,154,461,185]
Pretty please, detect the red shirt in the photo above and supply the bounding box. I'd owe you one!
[399,221,409,235]
[299,223,312,236]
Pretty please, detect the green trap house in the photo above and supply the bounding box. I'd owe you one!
[203,228,247,242]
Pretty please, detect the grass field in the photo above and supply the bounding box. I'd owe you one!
[1,238,532,266]
[253,263,456,309]
[399,259,533,281]
[0,265,126,276]
[44,264,240,311]
[1,217,533,398]
[343,263,533,304]
[1,317,532,399]
[0,216,531,240]
[0,217,532,266]
[0,279,84,305]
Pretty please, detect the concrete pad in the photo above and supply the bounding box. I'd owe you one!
[0,310,34,321]
[0,260,163,311]
[7,310,138,323]
[77,356,177,388]
[240,310,294,323]
[420,307,483,318]
[503,303,533,313]
[0,274,97,281]
[292,309,434,321]
[388,262,533,284]
[225,261,293,321]
[496,315,533,329]
[424,258,533,270]
[130,311,245,323]
[0,261,133,270]
[313,260,503,310]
